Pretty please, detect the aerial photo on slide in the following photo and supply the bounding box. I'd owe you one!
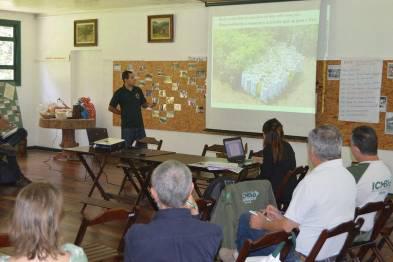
[211,10,319,113]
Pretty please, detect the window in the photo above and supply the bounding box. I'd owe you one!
[0,19,21,86]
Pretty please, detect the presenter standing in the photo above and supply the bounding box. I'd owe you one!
[108,70,155,148]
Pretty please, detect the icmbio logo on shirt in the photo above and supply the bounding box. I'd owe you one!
[372,179,391,192]
[135,93,140,99]
[242,191,259,204]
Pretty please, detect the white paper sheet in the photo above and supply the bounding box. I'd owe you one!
[339,60,382,123]
[3,83,15,100]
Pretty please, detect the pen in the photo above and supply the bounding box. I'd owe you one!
[185,200,197,209]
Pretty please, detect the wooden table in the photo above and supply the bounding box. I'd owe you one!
[39,118,96,148]
[65,146,259,211]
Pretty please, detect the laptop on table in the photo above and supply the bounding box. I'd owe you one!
[223,137,246,164]
[86,128,109,145]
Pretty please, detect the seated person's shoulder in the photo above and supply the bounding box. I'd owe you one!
[62,243,88,262]
[0,255,9,262]
[194,219,223,238]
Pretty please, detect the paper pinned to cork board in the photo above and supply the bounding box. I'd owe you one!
[3,83,15,100]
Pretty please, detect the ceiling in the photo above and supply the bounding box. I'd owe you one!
[0,0,204,15]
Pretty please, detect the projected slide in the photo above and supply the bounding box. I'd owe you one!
[211,10,319,114]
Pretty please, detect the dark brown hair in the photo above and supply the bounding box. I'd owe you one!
[263,118,285,163]
[122,70,133,81]
[9,182,64,260]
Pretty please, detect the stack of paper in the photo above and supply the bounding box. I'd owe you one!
[190,161,243,174]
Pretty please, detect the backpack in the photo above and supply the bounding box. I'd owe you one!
[0,159,17,184]
[203,176,236,201]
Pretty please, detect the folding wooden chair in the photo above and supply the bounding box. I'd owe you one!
[0,233,12,257]
[306,218,364,261]
[242,149,262,178]
[236,230,296,262]
[192,144,226,197]
[275,165,309,211]
[136,137,163,150]
[348,199,393,261]
[75,207,138,262]
[376,223,393,254]
[118,136,162,195]
[247,149,263,160]
[0,233,11,248]
[196,198,215,221]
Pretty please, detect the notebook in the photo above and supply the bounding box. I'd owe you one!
[223,137,246,163]
[86,128,109,145]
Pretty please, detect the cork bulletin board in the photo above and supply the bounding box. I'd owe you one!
[316,60,393,150]
[112,60,206,133]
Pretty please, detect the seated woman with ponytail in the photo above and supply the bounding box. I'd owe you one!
[260,118,296,203]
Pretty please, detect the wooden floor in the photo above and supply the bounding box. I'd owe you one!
[0,149,156,254]
[1,150,393,261]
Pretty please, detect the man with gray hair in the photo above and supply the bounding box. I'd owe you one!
[236,125,356,261]
[124,160,222,262]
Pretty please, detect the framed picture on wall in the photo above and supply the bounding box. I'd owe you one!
[148,14,174,43]
[74,19,98,47]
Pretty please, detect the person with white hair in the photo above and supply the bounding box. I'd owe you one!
[236,125,357,261]
[124,160,222,262]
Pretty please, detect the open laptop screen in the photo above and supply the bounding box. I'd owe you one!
[86,128,109,145]
[223,137,245,162]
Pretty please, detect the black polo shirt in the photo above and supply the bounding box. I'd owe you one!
[109,85,146,128]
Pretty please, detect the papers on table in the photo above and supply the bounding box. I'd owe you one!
[189,161,243,174]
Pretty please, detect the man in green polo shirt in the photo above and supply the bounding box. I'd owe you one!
[108,70,155,148]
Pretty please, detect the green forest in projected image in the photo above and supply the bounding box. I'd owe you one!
[211,13,319,114]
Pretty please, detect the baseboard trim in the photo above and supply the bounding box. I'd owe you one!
[27,146,62,152]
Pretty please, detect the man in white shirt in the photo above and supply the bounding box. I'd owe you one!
[347,126,392,240]
[237,125,357,261]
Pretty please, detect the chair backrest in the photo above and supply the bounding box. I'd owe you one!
[201,144,225,157]
[136,137,163,150]
[75,207,138,253]
[275,165,309,204]
[355,199,393,241]
[0,233,11,248]
[196,198,215,221]
[236,230,296,262]
[210,180,276,248]
[305,218,364,262]
[247,149,263,159]
[86,127,109,145]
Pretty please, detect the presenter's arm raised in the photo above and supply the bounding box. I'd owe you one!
[108,105,121,115]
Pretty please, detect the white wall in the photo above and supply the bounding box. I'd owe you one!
[0,11,38,146]
[13,0,393,170]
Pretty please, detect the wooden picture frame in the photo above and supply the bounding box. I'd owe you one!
[148,15,174,43]
[74,19,98,47]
